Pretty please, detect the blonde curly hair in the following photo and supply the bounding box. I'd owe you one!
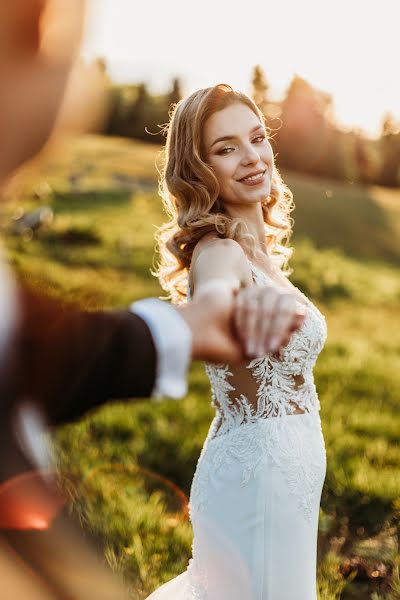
[155,83,294,302]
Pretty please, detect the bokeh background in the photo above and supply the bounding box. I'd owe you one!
[1,1,399,598]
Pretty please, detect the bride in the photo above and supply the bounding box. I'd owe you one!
[148,84,327,599]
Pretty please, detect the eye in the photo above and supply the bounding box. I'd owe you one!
[218,146,235,155]
[252,134,267,144]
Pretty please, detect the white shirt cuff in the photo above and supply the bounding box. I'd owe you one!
[0,254,18,361]
[130,298,192,400]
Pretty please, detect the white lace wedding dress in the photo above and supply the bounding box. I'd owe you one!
[147,262,328,599]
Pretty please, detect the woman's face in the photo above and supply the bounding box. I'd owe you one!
[203,102,274,208]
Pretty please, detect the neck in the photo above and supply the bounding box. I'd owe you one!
[224,203,268,258]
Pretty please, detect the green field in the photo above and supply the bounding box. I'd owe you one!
[2,135,400,599]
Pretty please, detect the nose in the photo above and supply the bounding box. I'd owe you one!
[240,142,259,165]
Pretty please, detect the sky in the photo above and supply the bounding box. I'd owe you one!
[82,0,400,138]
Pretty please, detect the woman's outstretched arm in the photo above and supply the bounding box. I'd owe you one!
[190,238,305,360]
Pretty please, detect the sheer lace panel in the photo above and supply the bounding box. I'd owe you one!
[202,261,327,439]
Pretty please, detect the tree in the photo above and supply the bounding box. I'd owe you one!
[250,65,269,114]
[352,129,374,184]
[379,113,400,187]
[124,83,149,140]
[275,75,345,179]
[167,77,183,113]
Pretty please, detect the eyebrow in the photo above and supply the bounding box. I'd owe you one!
[210,124,264,149]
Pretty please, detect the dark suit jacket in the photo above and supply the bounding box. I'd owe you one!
[6,286,158,426]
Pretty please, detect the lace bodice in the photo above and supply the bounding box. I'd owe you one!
[203,262,327,439]
[184,260,328,541]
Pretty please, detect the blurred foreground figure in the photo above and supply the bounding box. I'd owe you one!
[0,2,133,597]
[0,1,241,597]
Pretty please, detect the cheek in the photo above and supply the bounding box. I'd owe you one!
[266,143,275,165]
[212,161,235,188]
[260,142,273,164]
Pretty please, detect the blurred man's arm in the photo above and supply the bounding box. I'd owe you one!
[15,288,160,424]
[14,286,243,426]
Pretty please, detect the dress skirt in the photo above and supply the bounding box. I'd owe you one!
[146,411,327,600]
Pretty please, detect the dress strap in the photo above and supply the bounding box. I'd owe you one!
[247,259,274,285]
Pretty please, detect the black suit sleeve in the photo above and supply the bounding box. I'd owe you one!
[13,287,157,425]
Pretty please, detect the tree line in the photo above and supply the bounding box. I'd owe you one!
[83,59,400,187]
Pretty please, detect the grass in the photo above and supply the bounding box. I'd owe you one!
[2,134,399,599]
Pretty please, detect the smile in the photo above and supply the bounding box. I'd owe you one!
[239,170,266,185]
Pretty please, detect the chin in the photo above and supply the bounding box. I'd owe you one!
[252,188,271,203]
[224,185,271,207]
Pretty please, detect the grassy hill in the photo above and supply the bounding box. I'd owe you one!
[1,134,399,599]
[4,134,400,265]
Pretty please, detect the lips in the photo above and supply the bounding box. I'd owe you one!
[238,170,266,184]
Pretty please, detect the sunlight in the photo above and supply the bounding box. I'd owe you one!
[82,0,400,137]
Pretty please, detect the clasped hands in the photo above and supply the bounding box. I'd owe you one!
[178,282,306,365]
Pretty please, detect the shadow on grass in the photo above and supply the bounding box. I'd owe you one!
[349,426,400,447]
[52,190,133,214]
[321,483,396,541]
[285,171,400,264]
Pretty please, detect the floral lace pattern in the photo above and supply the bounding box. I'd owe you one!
[204,263,327,438]
[188,262,327,523]
[190,413,326,523]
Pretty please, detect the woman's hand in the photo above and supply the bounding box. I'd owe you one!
[234,285,306,359]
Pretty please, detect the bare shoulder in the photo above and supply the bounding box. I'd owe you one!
[189,234,252,295]
[192,235,248,272]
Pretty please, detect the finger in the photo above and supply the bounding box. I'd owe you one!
[290,310,306,332]
[234,288,259,358]
[233,290,251,351]
[280,333,294,351]
[252,287,278,356]
[244,290,261,357]
[265,294,297,353]
[271,309,307,359]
